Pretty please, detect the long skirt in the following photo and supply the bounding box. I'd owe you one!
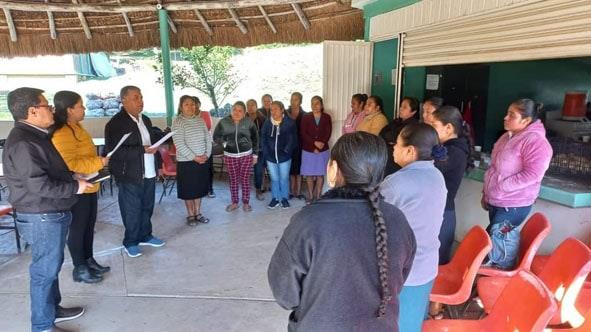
[300,150,330,176]
[177,161,209,200]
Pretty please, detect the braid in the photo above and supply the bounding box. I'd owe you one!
[365,186,392,318]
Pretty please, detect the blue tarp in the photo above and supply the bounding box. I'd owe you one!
[73,53,116,78]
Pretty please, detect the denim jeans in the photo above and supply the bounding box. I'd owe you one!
[253,151,265,190]
[399,279,435,332]
[487,204,533,233]
[16,211,72,332]
[438,209,456,265]
[118,177,156,247]
[267,159,291,201]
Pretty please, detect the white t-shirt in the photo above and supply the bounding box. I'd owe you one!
[128,113,156,179]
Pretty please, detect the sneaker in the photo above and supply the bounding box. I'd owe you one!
[54,305,85,323]
[124,245,142,258]
[139,236,166,247]
[208,190,216,198]
[268,198,280,209]
[281,199,290,209]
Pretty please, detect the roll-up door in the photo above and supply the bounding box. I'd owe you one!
[402,0,591,67]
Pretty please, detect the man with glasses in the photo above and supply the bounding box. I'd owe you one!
[3,87,92,332]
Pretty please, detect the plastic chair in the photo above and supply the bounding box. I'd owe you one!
[533,241,591,289]
[0,205,20,253]
[158,146,177,204]
[477,238,591,326]
[423,271,557,332]
[478,212,551,277]
[430,226,492,318]
[546,307,591,331]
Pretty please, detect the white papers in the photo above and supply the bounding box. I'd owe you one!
[149,131,174,150]
[107,132,132,157]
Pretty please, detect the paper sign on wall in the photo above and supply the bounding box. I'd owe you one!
[426,74,440,90]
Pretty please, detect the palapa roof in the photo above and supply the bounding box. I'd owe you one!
[0,0,363,57]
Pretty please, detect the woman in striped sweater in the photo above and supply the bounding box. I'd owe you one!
[172,95,212,226]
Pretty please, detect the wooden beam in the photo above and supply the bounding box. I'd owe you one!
[45,0,57,39]
[0,0,316,13]
[72,0,92,39]
[2,8,17,41]
[116,0,134,37]
[291,3,310,30]
[258,5,276,34]
[193,8,213,35]
[167,14,178,34]
[228,7,247,34]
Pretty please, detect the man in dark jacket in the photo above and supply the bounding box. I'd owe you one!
[4,87,92,332]
[104,86,165,258]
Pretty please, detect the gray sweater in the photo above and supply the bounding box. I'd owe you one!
[268,193,416,332]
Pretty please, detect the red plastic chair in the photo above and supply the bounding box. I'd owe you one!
[158,146,177,204]
[533,240,591,289]
[546,307,591,331]
[477,238,591,326]
[430,226,492,317]
[423,271,557,332]
[478,212,551,277]
[0,205,21,253]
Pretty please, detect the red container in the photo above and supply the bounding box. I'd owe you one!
[562,91,588,120]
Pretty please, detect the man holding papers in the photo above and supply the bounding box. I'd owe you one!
[105,86,166,258]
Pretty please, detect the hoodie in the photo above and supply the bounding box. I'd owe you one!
[261,115,298,164]
[484,120,553,207]
[435,137,470,210]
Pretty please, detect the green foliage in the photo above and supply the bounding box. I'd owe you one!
[154,46,240,111]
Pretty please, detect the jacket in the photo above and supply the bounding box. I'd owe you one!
[213,116,259,155]
[104,110,160,184]
[484,120,552,207]
[51,123,102,194]
[248,110,266,149]
[3,122,78,213]
[380,117,419,176]
[299,112,332,153]
[357,112,389,136]
[435,137,470,210]
[261,115,298,164]
[268,190,416,332]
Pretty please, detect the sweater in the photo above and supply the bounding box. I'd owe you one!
[299,112,332,153]
[380,117,419,176]
[434,137,470,210]
[381,160,447,286]
[357,112,389,136]
[483,120,552,207]
[268,189,416,332]
[261,115,298,164]
[51,123,102,193]
[172,115,212,162]
[342,111,366,134]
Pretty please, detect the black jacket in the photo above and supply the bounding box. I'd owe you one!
[435,137,470,210]
[268,189,416,332]
[213,116,259,155]
[261,116,298,164]
[104,110,161,183]
[2,122,78,213]
[380,117,419,176]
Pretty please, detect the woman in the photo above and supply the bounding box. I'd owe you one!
[357,95,389,136]
[51,91,110,284]
[192,96,216,198]
[429,106,471,264]
[421,96,444,125]
[300,96,332,204]
[482,99,552,230]
[342,93,368,134]
[380,123,447,332]
[213,101,259,212]
[261,101,297,210]
[268,132,416,331]
[287,92,305,200]
[172,95,212,226]
[247,99,267,201]
[380,96,420,176]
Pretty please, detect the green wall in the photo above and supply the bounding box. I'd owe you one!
[402,67,426,101]
[363,0,422,40]
[484,58,591,149]
[371,39,398,119]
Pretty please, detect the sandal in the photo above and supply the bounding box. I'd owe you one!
[242,204,252,212]
[195,214,209,224]
[226,204,239,212]
[186,216,198,226]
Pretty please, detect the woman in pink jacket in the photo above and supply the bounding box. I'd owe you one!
[482,98,552,230]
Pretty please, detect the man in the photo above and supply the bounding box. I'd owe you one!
[105,86,165,258]
[247,99,267,201]
[4,87,92,332]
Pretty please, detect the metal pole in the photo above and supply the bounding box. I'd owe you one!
[394,32,405,118]
[158,7,174,127]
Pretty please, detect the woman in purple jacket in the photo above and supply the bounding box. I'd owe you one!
[482,99,552,230]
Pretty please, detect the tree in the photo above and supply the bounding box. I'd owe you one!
[155,46,240,114]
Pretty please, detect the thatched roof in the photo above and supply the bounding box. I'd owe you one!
[0,0,363,57]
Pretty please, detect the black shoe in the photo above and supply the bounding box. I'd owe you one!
[73,265,103,284]
[87,257,110,274]
[54,305,85,323]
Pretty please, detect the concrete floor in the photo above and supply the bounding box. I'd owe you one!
[0,180,300,331]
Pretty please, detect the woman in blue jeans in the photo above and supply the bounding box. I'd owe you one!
[261,101,298,209]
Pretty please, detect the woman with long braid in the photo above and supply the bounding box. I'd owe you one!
[268,132,416,331]
[380,123,448,331]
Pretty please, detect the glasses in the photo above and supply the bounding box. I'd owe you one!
[34,104,55,112]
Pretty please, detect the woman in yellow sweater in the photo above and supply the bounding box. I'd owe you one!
[51,91,110,284]
[356,95,389,136]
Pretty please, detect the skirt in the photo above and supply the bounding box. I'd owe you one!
[300,150,330,176]
[290,147,302,175]
[176,161,209,200]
